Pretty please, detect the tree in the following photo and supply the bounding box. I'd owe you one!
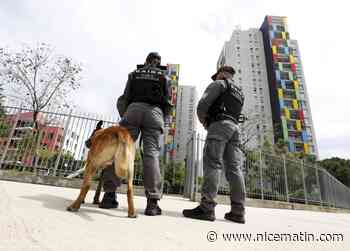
[0,43,82,129]
[0,120,10,138]
[239,112,273,153]
[163,161,185,193]
[133,149,144,184]
[274,138,289,156]
[0,80,9,137]
[318,157,350,187]
[0,81,5,115]
[0,43,82,172]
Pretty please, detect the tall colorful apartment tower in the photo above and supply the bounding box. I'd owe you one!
[260,16,318,156]
[163,64,180,162]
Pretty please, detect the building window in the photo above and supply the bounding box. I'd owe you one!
[48,133,54,140]
[280,72,290,80]
[274,32,283,39]
[301,100,308,109]
[276,25,285,32]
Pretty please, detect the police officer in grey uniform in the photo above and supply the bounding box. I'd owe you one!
[101,52,172,215]
[183,66,246,223]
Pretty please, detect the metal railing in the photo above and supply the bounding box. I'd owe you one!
[184,132,350,209]
[0,105,117,177]
[1,105,350,209]
[0,105,183,194]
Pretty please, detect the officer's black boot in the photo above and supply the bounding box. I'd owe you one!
[182,206,215,221]
[144,198,162,216]
[224,212,245,224]
[99,192,119,209]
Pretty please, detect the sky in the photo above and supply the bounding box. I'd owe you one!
[0,0,349,160]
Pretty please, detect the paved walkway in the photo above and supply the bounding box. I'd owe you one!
[0,180,349,251]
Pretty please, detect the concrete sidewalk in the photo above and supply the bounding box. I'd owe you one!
[0,180,349,251]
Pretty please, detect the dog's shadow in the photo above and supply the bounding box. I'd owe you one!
[20,193,129,222]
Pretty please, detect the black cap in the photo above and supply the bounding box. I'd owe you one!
[145,52,161,64]
[211,66,236,81]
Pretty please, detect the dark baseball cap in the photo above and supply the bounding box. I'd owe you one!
[146,52,161,64]
[211,66,236,80]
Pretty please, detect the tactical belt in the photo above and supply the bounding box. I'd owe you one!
[213,113,239,124]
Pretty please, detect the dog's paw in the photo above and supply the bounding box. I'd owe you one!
[66,206,79,212]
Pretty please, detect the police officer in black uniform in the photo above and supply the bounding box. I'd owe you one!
[183,66,246,223]
[101,52,172,215]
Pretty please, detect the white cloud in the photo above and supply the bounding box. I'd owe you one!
[0,0,349,159]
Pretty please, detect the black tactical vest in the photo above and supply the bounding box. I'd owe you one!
[129,66,167,107]
[208,80,245,123]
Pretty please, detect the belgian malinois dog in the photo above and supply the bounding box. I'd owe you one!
[66,126,137,218]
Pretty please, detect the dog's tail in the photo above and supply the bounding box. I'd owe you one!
[126,141,135,179]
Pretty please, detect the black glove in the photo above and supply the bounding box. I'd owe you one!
[203,117,212,130]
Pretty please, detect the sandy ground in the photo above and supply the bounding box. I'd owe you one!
[0,180,349,251]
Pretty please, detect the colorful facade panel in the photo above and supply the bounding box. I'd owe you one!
[164,64,180,159]
[261,16,315,155]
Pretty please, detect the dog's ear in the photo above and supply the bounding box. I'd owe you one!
[96,120,103,129]
[85,138,92,148]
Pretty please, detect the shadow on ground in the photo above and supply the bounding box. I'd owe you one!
[20,193,235,224]
[20,194,129,221]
